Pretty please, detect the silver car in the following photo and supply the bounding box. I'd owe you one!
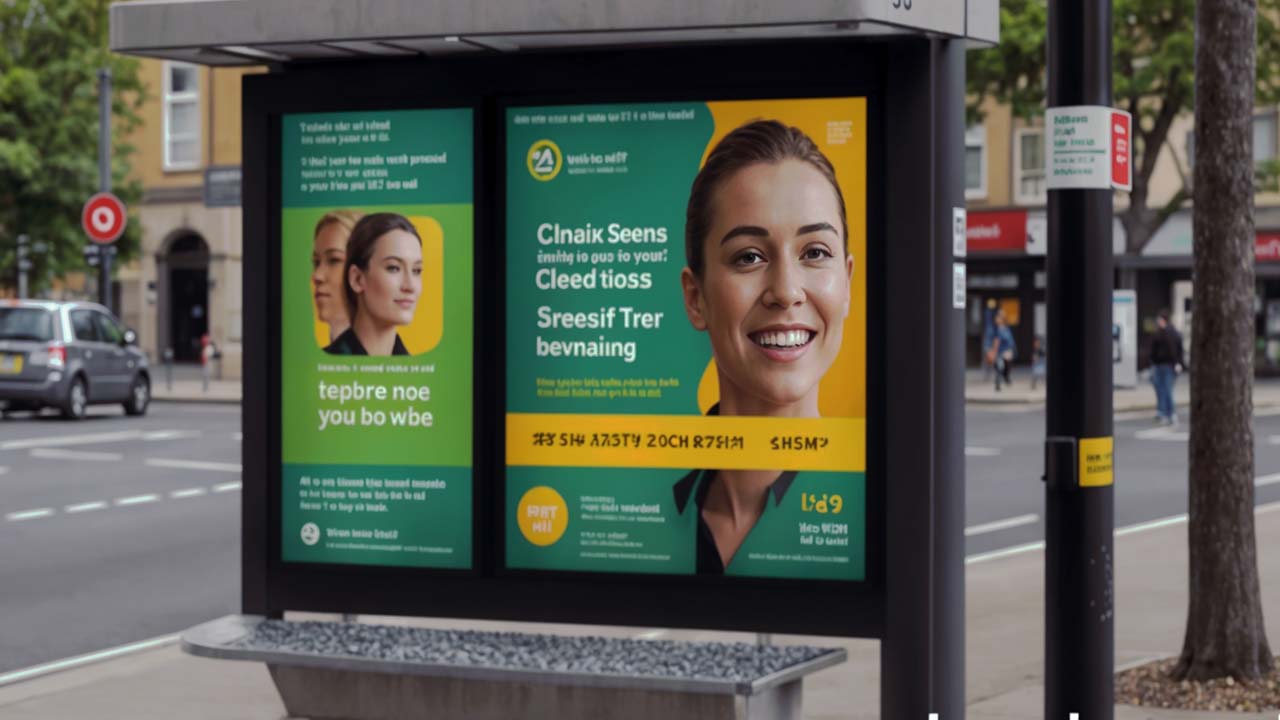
[0,300,151,419]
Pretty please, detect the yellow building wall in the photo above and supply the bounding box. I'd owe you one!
[127,59,262,188]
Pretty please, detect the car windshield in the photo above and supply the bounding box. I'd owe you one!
[0,307,54,342]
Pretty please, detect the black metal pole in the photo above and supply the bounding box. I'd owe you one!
[98,68,113,312]
[1046,1,1115,719]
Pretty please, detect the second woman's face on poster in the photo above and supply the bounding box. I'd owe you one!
[311,222,349,326]
[351,229,423,327]
[692,159,852,411]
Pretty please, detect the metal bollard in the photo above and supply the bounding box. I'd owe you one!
[163,347,173,391]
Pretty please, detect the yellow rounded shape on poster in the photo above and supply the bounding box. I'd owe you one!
[517,486,569,546]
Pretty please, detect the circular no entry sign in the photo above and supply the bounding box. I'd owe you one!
[82,192,127,244]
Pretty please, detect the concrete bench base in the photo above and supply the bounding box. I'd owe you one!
[269,663,800,720]
[182,615,843,720]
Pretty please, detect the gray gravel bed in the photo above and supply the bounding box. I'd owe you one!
[232,619,836,682]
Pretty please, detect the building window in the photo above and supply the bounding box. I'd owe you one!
[1014,128,1046,205]
[1254,111,1277,164]
[965,124,988,200]
[1185,112,1279,167]
[163,62,200,171]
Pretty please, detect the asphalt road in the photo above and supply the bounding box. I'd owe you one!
[2,400,1280,674]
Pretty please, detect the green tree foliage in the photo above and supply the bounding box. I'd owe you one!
[0,0,144,295]
[967,0,1280,256]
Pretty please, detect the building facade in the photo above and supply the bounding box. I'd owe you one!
[964,100,1280,375]
[117,60,261,378]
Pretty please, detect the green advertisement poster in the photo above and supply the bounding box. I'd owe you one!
[280,108,473,568]
[506,99,868,581]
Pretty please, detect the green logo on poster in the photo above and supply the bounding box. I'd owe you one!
[527,139,562,181]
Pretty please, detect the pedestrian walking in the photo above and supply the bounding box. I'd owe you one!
[1030,335,1046,390]
[988,309,1016,391]
[981,298,997,380]
[1148,309,1185,425]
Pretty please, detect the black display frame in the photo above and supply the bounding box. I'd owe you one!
[243,39,899,638]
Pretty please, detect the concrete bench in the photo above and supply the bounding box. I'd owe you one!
[182,615,846,720]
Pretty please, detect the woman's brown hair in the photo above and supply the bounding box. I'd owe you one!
[684,119,847,277]
[343,213,421,319]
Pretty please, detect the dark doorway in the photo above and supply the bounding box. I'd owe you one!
[165,234,210,363]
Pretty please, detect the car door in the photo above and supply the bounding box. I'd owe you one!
[68,309,114,401]
[92,311,131,401]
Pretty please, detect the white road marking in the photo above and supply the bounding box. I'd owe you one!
[964,513,1039,537]
[1257,472,1280,487]
[1,430,141,451]
[967,498,1280,565]
[115,494,159,507]
[232,432,242,441]
[1267,435,1280,446]
[5,508,53,522]
[965,446,1002,457]
[142,430,200,441]
[65,501,108,514]
[0,633,179,687]
[212,481,242,493]
[0,466,8,475]
[1133,426,1188,442]
[30,448,123,462]
[145,458,240,473]
[169,487,207,499]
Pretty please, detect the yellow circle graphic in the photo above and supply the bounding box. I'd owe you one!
[516,486,569,546]
[527,139,563,181]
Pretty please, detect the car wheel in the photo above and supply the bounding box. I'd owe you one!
[61,377,88,420]
[124,375,150,416]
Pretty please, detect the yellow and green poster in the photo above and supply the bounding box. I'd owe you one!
[506,99,867,580]
[280,108,473,568]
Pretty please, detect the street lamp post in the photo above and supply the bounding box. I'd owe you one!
[1045,1,1116,718]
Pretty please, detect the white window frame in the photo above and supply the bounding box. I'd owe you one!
[1013,127,1047,206]
[1254,109,1278,165]
[964,123,988,200]
[162,61,201,171]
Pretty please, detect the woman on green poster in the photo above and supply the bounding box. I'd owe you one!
[312,209,364,350]
[675,119,853,574]
[325,212,423,357]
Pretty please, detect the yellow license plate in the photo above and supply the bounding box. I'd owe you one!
[0,354,22,374]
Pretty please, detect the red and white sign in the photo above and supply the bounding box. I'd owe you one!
[81,192,126,244]
[966,210,1028,253]
[1046,106,1133,192]
[1111,111,1131,191]
[1257,232,1280,262]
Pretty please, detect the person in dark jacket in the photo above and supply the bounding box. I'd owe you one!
[1149,309,1185,425]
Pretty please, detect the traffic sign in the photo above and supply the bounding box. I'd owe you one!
[82,192,126,244]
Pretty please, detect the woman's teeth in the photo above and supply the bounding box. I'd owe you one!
[753,330,814,348]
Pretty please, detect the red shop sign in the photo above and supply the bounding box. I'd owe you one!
[1258,232,1280,262]
[966,210,1028,253]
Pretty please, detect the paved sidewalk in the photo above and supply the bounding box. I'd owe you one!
[2,505,1278,718]
[967,367,1280,413]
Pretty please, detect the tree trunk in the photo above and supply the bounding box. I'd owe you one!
[1175,0,1273,682]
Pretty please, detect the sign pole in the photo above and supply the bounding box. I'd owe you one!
[98,68,113,312]
[1045,0,1116,718]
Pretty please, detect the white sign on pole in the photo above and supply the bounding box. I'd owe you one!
[952,263,966,310]
[953,207,967,257]
[1045,106,1132,191]
[1113,290,1138,388]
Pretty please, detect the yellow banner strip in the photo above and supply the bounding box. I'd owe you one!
[506,413,865,472]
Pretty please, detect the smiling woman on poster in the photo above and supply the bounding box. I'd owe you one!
[324,212,423,357]
[312,209,364,349]
[673,119,853,574]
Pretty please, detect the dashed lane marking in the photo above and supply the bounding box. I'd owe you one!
[0,430,140,451]
[169,487,207,499]
[30,448,123,462]
[144,458,240,473]
[212,481,242,493]
[115,494,159,507]
[64,501,108,514]
[1133,426,1188,442]
[4,508,53,522]
[964,513,1039,537]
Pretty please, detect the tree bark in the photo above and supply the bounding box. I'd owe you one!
[1176,0,1274,682]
